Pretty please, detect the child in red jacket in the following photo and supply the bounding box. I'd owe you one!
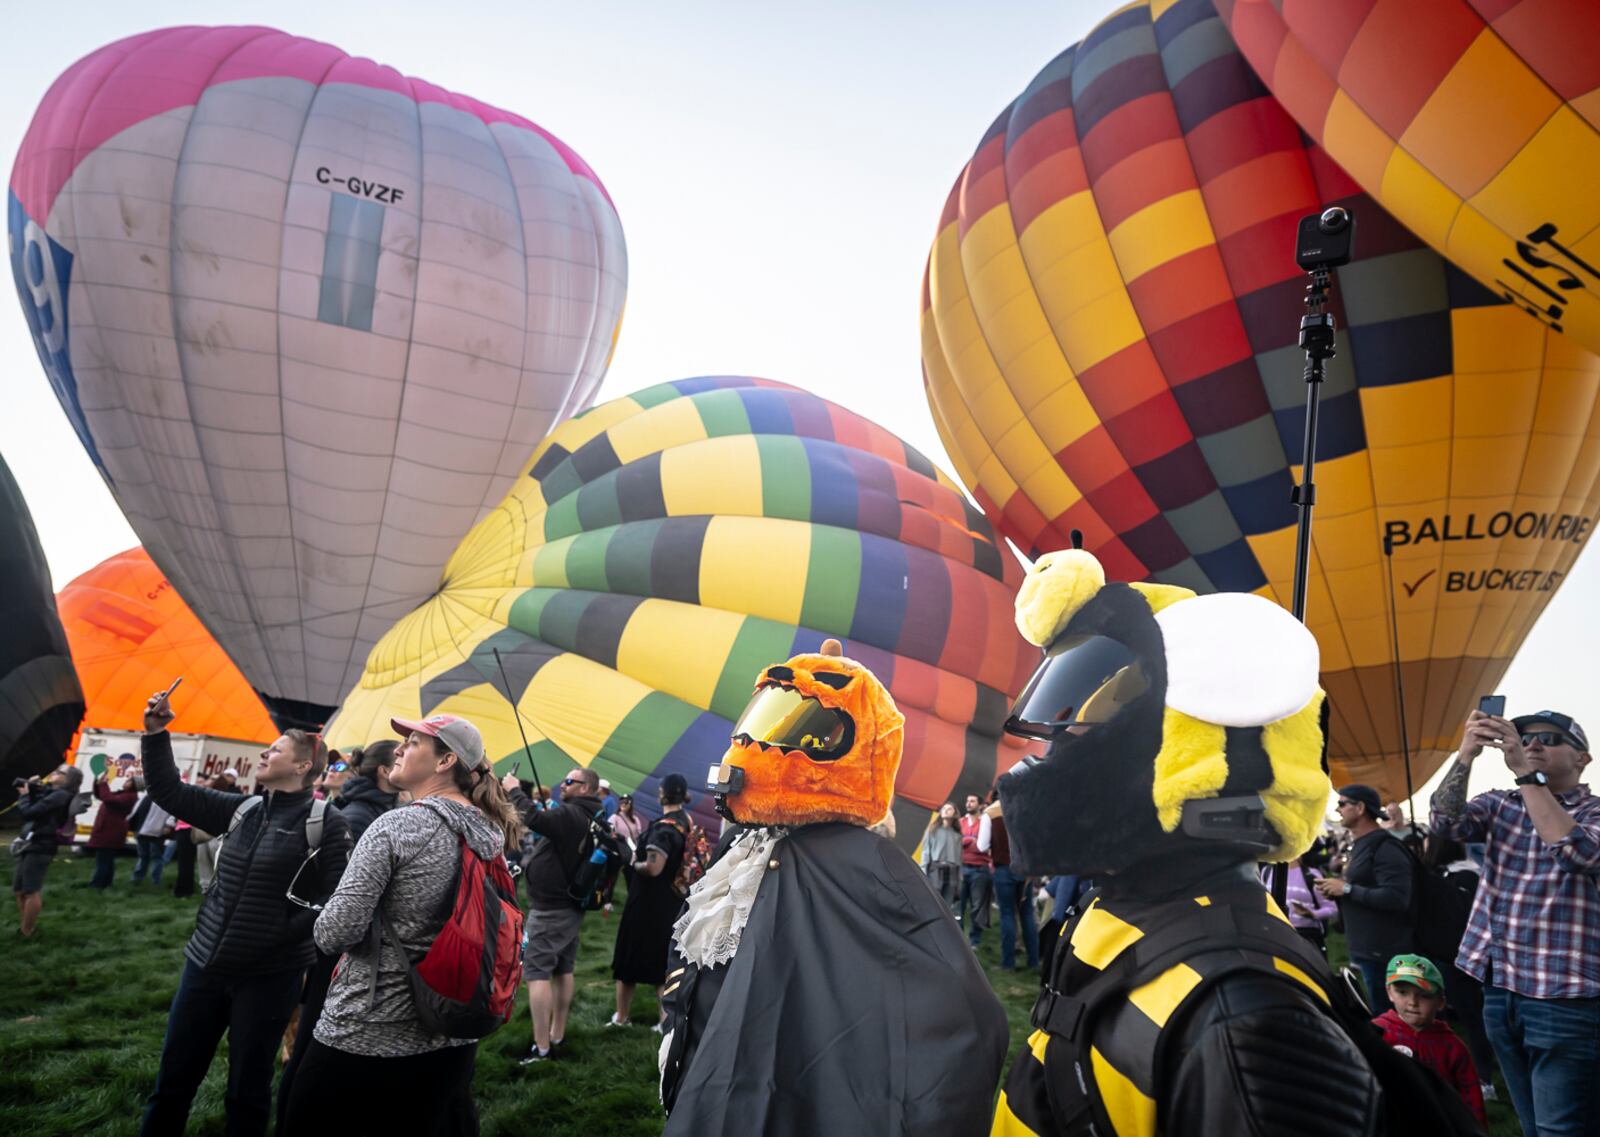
[1374,954,1487,1128]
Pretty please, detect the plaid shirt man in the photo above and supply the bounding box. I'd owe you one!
[1431,783,1600,999]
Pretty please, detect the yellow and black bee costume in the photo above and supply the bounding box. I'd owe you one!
[991,546,1384,1137]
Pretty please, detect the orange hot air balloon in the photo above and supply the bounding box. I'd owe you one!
[1216,0,1600,355]
[920,0,1600,803]
[58,549,276,743]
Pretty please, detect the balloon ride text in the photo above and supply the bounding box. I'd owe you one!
[1383,511,1595,554]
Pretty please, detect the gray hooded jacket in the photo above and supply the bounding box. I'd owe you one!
[314,797,506,1056]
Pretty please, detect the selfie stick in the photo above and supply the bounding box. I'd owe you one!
[491,647,544,798]
[1290,266,1337,623]
[1278,209,1354,911]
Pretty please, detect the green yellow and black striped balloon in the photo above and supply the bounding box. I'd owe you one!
[328,377,1037,828]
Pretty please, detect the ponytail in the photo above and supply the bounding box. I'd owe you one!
[354,739,398,780]
[450,761,525,852]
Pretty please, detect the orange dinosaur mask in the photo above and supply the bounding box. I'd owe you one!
[709,640,904,828]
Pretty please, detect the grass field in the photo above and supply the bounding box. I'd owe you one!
[3,851,1520,1135]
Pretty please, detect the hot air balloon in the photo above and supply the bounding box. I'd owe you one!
[919,0,1600,802]
[8,26,628,729]
[327,377,1037,832]
[0,455,85,783]
[1218,0,1600,356]
[57,548,277,745]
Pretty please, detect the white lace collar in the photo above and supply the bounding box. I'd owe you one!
[671,827,786,969]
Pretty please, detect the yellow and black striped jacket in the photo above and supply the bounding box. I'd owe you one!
[992,879,1336,1137]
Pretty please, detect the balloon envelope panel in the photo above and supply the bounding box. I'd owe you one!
[8,26,628,721]
[0,456,85,782]
[57,548,277,743]
[920,0,1600,801]
[327,377,1037,823]
[1217,0,1600,356]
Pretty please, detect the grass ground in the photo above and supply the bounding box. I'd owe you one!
[3,851,1520,1135]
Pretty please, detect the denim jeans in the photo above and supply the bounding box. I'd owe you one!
[1353,954,1393,1015]
[140,961,303,1137]
[131,834,165,883]
[90,848,119,888]
[959,865,992,946]
[1483,985,1600,1137]
[993,865,1039,969]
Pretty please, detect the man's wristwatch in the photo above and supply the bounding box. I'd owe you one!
[1514,770,1549,787]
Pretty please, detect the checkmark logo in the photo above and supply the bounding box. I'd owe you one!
[1401,569,1437,598]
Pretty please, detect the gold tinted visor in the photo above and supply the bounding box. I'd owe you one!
[732,685,853,760]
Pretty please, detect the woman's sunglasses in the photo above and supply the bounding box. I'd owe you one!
[328,761,349,773]
[286,849,324,911]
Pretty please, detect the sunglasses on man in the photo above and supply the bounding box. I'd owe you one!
[1521,731,1575,748]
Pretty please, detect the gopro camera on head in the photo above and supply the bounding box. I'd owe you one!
[1295,206,1356,271]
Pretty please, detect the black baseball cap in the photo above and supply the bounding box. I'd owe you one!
[1511,710,1589,751]
[660,773,689,804]
[1337,784,1388,821]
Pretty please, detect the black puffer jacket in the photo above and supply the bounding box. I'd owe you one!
[142,731,352,974]
[334,775,398,845]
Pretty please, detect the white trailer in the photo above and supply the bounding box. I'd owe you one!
[70,729,263,842]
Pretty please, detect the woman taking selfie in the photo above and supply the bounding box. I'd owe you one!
[283,714,523,1135]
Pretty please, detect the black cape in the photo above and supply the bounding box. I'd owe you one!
[661,823,1008,1137]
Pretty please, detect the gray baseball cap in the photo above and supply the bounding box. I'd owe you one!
[391,713,487,770]
[1512,710,1589,751]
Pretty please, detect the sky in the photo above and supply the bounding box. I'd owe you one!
[4,0,1595,805]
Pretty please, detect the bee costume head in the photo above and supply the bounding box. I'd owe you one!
[997,542,1330,878]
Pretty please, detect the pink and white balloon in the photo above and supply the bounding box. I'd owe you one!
[8,26,627,721]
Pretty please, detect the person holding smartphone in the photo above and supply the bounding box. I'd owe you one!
[1431,703,1600,1137]
[1259,856,1338,955]
[137,683,351,1137]
[88,759,140,889]
[1315,784,1416,1013]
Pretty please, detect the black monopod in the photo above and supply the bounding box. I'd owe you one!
[491,646,545,802]
[1271,205,1356,912]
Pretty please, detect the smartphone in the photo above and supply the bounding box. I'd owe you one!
[160,676,184,701]
[1478,694,1506,718]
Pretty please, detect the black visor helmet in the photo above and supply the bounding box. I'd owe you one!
[1005,632,1151,742]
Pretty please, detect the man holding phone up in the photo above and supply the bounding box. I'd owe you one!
[137,681,352,1137]
[1431,703,1600,1137]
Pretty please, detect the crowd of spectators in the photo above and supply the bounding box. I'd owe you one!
[7,693,1598,1136]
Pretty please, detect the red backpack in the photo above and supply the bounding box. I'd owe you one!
[367,813,524,1039]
